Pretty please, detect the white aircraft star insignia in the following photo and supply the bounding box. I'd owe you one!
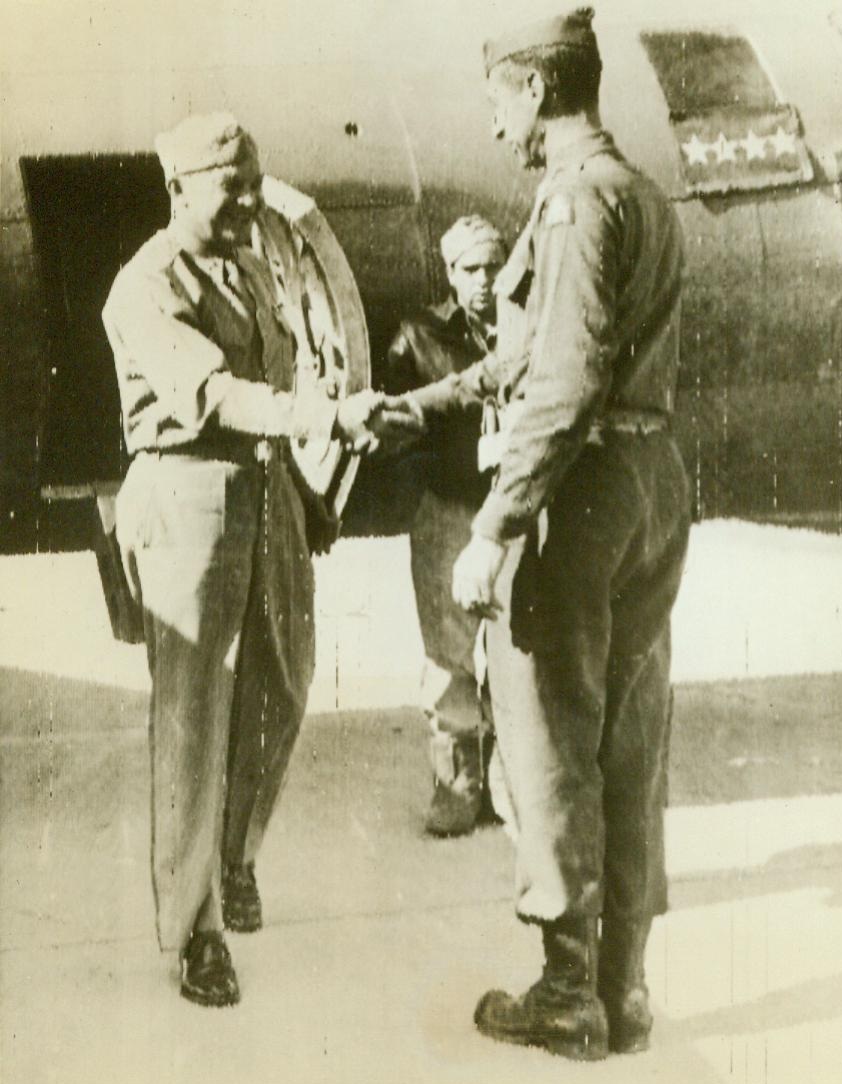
[740,129,768,161]
[681,133,710,167]
[713,133,737,165]
[769,126,797,158]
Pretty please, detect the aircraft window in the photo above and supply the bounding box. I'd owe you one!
[640,30,813,196]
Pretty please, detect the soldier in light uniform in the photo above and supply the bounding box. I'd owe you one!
[103,113,410,1007]
[398,8,690,1060]
[385,216,507,836]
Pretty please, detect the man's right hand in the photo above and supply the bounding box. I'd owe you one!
[334,389,385,453]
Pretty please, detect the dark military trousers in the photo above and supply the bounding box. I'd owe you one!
[485,431,690,925]
[116,451,315,952]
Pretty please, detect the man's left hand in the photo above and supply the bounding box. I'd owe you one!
[452,534,507,619]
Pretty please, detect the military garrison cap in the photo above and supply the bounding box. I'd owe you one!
[441,215,505,269]
[483,7,597,75]
[155,112,259,183]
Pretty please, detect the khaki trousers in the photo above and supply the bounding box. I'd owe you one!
[117,452,314,951]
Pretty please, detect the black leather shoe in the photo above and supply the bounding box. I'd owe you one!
[180,931,240,1008]
[474,979,608,1060]
[222,862,262,933]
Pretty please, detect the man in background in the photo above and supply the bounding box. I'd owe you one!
[385,216,507,836]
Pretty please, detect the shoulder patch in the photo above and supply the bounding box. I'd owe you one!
[544,194,574,227]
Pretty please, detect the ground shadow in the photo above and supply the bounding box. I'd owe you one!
[670,672,842,806]
[671,842,842,913]
[668,972,842,1041]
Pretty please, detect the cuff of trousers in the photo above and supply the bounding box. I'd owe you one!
[516,882,603,925]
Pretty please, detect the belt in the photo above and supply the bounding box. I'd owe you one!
[479,402,670,470]
[587,410,669,443]
[134,436,285,466]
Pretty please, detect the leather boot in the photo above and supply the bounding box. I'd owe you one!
[598,914,654,1053]
[424,731,482,836]
[474,917,609,1060]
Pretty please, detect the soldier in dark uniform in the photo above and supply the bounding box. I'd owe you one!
[396,8,690,1061]
[385,216,508,836]
[103,113,413,1008]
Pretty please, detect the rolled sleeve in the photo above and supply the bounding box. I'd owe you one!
[104,272,229,433]
[472,190,619,542]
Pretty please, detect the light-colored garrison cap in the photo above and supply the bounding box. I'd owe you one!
[483,7,597,75]
[440,215,505,269]
[154,112,259,183]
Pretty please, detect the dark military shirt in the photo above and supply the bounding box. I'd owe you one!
[413,130,685,543]
[385,296,494,506]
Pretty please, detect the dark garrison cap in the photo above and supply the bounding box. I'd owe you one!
[483,7,597,75]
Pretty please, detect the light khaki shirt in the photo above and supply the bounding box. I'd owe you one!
[102,225,336,456]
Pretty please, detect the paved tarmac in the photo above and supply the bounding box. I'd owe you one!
[1,522,841,1083]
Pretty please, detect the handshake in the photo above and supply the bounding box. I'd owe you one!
[333,390,425,455]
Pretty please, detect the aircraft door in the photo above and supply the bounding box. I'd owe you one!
[256,175,372,519]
